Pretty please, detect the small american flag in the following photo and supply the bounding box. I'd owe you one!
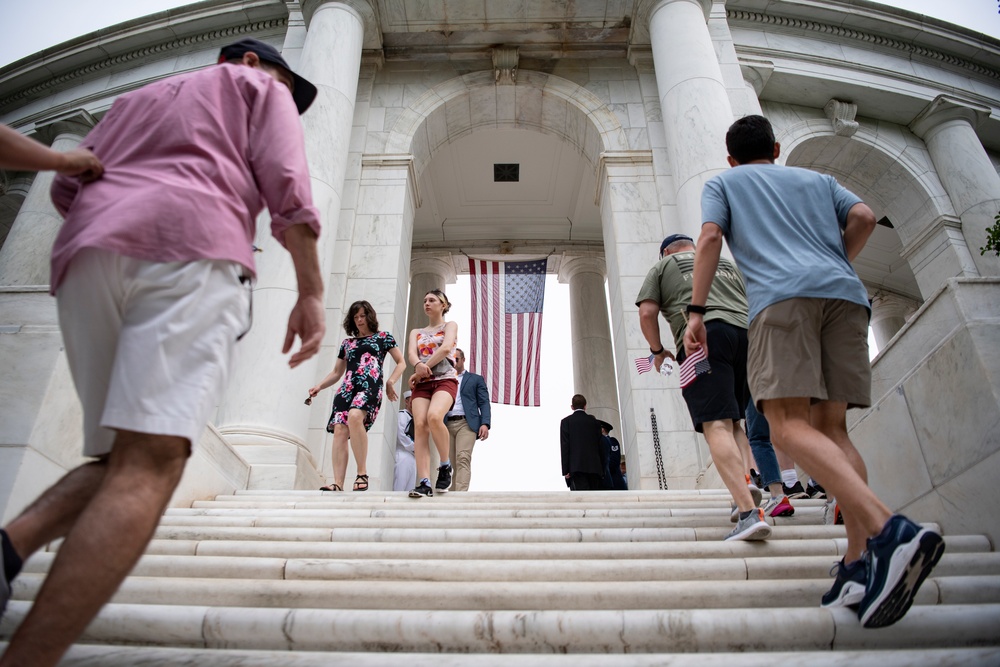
[678,346,711,388]
[635,354,654,374]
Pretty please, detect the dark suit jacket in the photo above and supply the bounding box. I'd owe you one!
[560,410,604,476]
[459,372,491,434]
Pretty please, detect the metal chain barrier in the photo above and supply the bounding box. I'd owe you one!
[650,407,667,490]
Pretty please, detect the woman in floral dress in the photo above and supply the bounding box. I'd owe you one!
[308,300,404,491]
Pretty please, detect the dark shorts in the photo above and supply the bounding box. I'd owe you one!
[410,377,458,407]
[678,320,749,433]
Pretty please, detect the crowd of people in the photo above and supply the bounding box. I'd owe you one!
[0,36,941,665]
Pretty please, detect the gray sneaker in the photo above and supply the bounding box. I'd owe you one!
[725,507,772,541]
[731,482,764,522]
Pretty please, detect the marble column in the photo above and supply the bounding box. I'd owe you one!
[647,0,733,237]
[0,113,96,285]
[910,96,1000,277]
[404,255,456,485]
[557,255,621,434]
[214,0,371,489]
[870,291,920,351]
[0,173,32,250]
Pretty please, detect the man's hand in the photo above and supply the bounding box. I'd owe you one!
[683,313,707,359]
[283,293,325,368]
[478,425,489,441]
[59,148,103,181]
[652,349,674,373]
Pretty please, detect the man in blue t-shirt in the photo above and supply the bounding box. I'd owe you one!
[684,115,943,629]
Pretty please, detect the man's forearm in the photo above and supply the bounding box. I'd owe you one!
[691,224,724,306]
[843,203,876,261]
[638,303,663,351]
[284,224,323,297]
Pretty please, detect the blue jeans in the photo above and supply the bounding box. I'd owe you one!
[746,399,781,489]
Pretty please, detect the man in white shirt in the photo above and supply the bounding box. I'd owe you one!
[394,392,416,492]
[443,349,491,491]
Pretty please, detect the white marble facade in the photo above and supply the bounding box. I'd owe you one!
[0,0,998,541]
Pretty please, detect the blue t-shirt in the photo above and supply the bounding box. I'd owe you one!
[701,163,869,324]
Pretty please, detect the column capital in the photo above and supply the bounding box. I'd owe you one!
[868,289,921,323]
[34,109,98,144]
[301,0,382,50]
[909,95,990,141]
[557,255,607,283]
[739,58,773,97]
[409,255,457,283]
[640,0,713,24]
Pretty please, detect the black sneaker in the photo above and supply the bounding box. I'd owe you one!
[408,481,433,498]
[435,463,453,493]
[821,558,867,609]
[858,514,945,628]
[749,469,762,489]
[807,481,827,499]
[783,481,808,499]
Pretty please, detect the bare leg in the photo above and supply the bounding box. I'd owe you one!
[330,424,350,489]
[0,430,190,667]
[426,391,453,463]
[733,423,752,477]
[763,398,890,563]
[702,419,755,512]
[3,461,108,561]
[411,397,431,480]
[347,408,368,482]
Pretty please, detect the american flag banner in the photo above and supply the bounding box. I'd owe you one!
[468,258,546,406]
[678,346,711,388]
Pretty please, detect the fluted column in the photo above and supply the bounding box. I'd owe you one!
[0,113,96,286]
[911,96,1000,277]
[214,0,372,489]
[558,255,621,434]
[647,0,733,236]
[870,291,920,351]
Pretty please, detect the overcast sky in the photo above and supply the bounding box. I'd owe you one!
[1,1,996,491]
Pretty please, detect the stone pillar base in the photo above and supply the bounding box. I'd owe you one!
[220,428,323,490]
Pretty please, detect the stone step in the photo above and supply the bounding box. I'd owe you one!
[22,551,1000,583]
[3,602,999,653]
[140,533,993,560]
[11,573,1000,611]
[26,645,1000,667]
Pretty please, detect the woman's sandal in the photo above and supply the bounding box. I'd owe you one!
[319,483,343,492]
[353,474,369,492]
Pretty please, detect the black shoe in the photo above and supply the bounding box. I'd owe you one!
[807,481,827,499]
[858,514,945,628]
[783,481,808,499]
[749,469,762,489]
[408,481,433,498]
[821,558,867,609]
[435,463,453,493]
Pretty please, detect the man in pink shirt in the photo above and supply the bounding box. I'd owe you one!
[0,39,325,667]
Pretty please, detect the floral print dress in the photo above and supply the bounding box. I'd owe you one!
[327,331,397,433]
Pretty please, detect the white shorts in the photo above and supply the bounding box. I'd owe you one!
[56,248,251,456]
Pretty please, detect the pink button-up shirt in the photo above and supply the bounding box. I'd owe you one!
[49,63,321,293]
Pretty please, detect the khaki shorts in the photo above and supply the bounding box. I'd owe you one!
[748,297,871,409]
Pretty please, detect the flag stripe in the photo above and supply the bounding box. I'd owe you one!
[469,258,545,407]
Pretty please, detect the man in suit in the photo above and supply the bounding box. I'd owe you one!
[560,395,604,491]
[443,348,491,491]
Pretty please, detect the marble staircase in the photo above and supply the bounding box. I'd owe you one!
[2,489,999,665]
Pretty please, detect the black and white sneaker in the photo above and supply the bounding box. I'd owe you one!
[408,481,433,498]
[857,514,945,628]
[821,558,867,609]
[783,481,809,499]
[807,481,827,499]
[435,463,453,494]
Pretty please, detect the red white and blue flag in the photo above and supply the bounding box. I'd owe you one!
[678,346,711,388]
[635,354,654,374]
[468,258,546,406]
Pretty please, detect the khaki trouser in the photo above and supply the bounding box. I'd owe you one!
[446,417,477,491]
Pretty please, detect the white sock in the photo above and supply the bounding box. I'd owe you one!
[781,469,798,487]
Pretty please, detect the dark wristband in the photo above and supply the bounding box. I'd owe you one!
[650,346,665,355]
[686,304,708,315]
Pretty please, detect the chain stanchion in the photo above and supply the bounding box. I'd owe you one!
[650,407,667,490]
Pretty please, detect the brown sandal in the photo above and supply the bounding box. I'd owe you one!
[353,474,369,492]
[319,483,343,492]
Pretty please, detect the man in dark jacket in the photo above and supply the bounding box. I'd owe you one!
[560,395,604,490]
[599,420,628,490]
